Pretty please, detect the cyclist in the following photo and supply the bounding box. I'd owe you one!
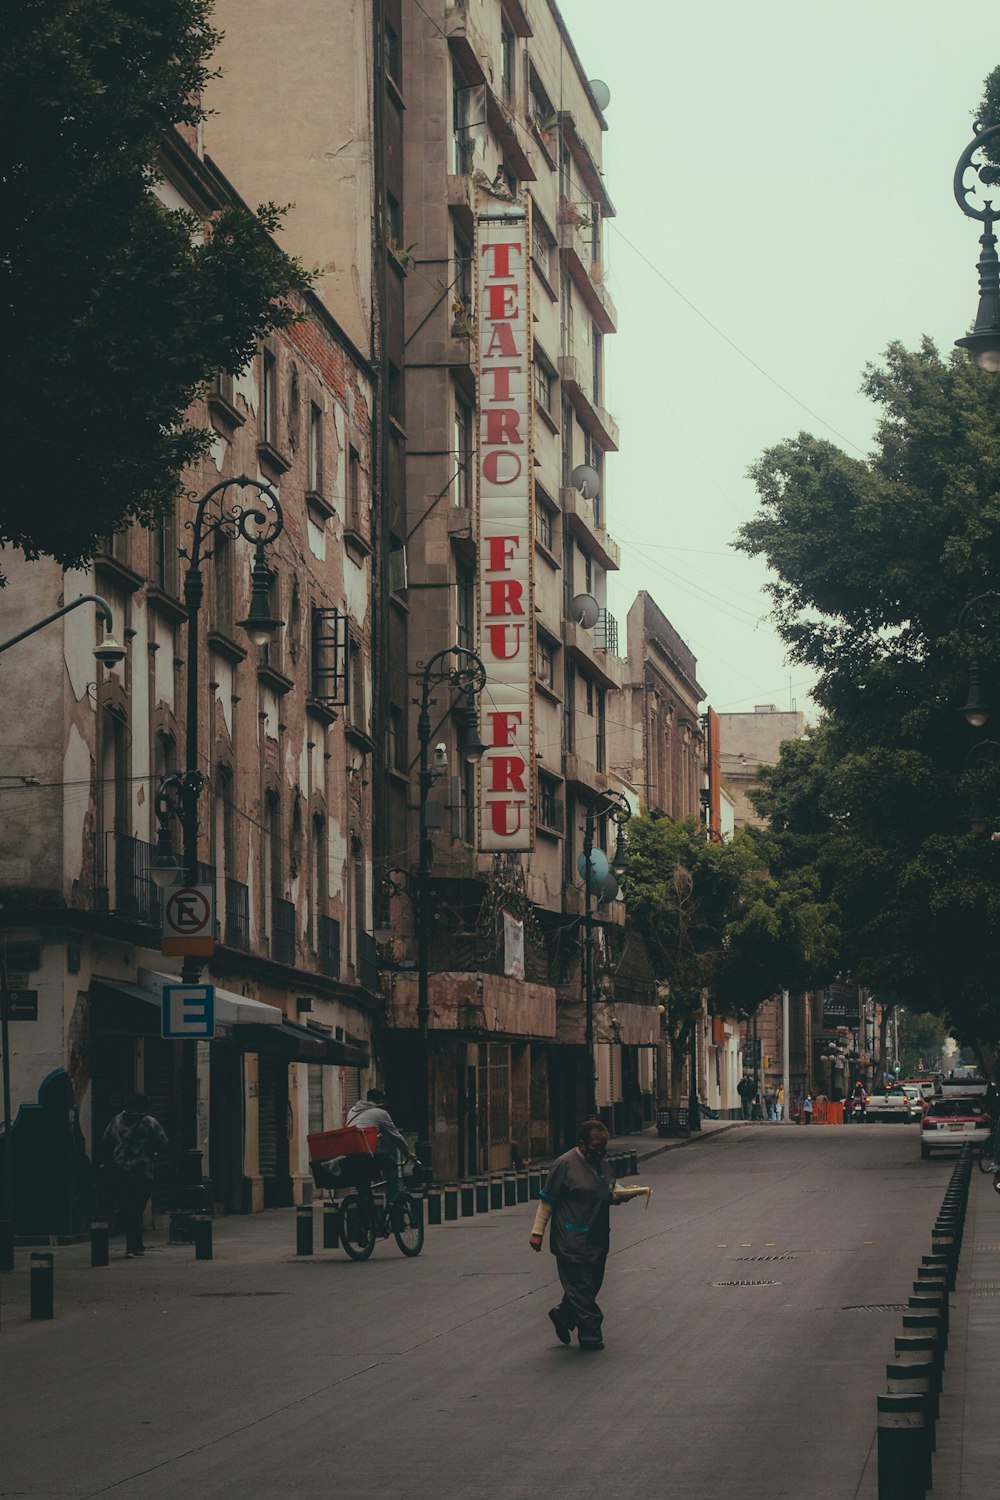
[346,1088,415,1202]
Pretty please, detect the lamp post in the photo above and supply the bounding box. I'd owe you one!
[150,476,283,1168]
[0,594,127,1273]
[954,122,1000,372]
[580,788,631,1121]
[412,646,486,1180]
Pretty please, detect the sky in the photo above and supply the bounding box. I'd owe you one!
[557,0,997,721]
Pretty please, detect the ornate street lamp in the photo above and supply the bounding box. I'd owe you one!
[954,122,1000,372]
[579,788,631,1120]
[956,592,1000,729]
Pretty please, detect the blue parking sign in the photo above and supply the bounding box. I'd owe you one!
[162,984,215,1039]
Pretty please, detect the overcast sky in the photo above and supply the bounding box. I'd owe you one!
[558,0,995,721]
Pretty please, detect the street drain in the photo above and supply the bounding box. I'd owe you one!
[194,1291,287,1298]
[712,1279,780,1288]
[461,1271,530,1277]
[735,1254,797,1262]
[842,1304,907,1313]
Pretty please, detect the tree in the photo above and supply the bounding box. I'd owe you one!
[622,816,837,1101]
[0,0,312,577]
[739,338,1000,1065]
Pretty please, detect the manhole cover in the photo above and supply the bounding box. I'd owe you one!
[712,1279,780,1288]
[735,1254,797,1262]
[842,1304,907,1313]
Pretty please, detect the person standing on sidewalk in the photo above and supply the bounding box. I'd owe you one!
[101,1094,168,1258]
[528,1119,635,1351]
[737,1074,754,1120]
[775,1083,785,1121]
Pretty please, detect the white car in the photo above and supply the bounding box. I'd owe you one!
[866,1084,923,1123]
[920,1096,991,1158]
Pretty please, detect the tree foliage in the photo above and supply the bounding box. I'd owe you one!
[0,0,312,576]
[739,337,1000,1065]
[622,816,837,1098]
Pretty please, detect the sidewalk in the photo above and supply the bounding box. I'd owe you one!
[929,1167,1000,1499]
[605,1114,741,1164]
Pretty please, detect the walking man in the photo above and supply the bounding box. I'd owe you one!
[529,1118,633,1351]
[101,1093,168,1257]
[737,1074,754,1120]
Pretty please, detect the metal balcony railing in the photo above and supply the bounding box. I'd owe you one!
[357,932,379,993]
[111,833,160,926]
[271,896,296,966]
[594,607,619,655]
[225,878,250,951]
[318,914,341,978]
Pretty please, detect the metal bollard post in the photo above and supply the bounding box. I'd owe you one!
[296,1205,314,1256]
[877,1392,930,1500]
[426,1187,442,1225]
[193,1214,213,1261]
[460,1184,475,1217]
[909,1289,949,1342]
[90,1220,110,1268]
[323,1202,339,1249]
[490,1176,503,1211]
[30,1252,54,1321]
[629,1150,638,1175]
[503,1174,516,1207]
[902,1311,945,1357]
[516,1173,528,1204]
[886,1361,937,1450]
[528,1171,541,1200]
[475,1179,489,1214]
[444,1185,458,1221]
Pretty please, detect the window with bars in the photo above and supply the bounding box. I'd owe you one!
[534,496,554,552]
[538,774,563,833]
[311,608,349,705]
[532,357,553,415]
[308,403,324,495]
[456,565,475,651]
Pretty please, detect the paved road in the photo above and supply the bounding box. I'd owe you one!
[0,1124,949,1499]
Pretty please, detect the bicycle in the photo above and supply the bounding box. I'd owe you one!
[338,1162,424,1260]
[977,1115,1000,1172]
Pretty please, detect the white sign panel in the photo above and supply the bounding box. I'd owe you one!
[476,203,535,851]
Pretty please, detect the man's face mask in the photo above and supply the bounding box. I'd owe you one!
[583,1137,607,1164]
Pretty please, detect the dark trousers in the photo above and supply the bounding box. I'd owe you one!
[556,1254,607,1342]
[117,1174,152,1254]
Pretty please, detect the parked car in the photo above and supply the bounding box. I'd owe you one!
[920,1096,991,1159]
[866,1084,924,1123]
[900,1076,939,1103]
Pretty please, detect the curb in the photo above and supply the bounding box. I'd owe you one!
[635,1121,742,1164]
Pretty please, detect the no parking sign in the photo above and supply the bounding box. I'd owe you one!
[160,884,215,957]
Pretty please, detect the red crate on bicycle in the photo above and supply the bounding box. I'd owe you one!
[307,1124,378,1162]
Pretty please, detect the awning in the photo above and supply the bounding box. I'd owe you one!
[139,969,283,1027]
[241,1018,369,1067]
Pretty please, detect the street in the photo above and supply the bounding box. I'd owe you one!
[0,1125,947,1499]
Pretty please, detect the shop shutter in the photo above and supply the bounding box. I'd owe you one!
[341,1065,361,1123]
[307,1064,325,1134]
[258,1054,280,1179]
[596,1043,612,1108]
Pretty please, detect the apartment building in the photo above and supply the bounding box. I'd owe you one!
[0,129,378,1226]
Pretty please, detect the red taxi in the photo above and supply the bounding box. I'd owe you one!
[920,1096,991,1159]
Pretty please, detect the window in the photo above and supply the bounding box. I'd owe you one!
[592,327,603,406]
[456,564,475,651]
[453,399,473,508]
[565,662,576,752]
[308,403,324,494]
[529,72,554,137]
[539,774,561,832]
[454,234,472,311]
[596,687,607,772]
[535,634,555,687]
[534,500,553,552]
[561,400,574,488]
[213,529,234,634]
[347,445,362,530]
[383,19,400,84]
[386,191,401,247]
[500,19,515,105]
[584,550,594,595]
[496,161,517,197]
[387,363,403,426]
[560,274,574,357]
[311,607,348,705]
[262,349,278,446]
[452,66,472,174]
[458,758,476,845]
[533,357,553,415]
[347,635,366,730]
[387,703,406,774]
[152,508,177,595]
[532,218,552,282]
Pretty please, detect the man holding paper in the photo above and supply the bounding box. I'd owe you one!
[529,1118,637,1351]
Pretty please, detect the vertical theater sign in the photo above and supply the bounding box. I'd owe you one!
[476,201,535,852]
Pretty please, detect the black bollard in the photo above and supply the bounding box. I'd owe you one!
[877,1392,930,1499]
[296,1204,314,1256]
[886,1361,937,1449]
[902,1311,945,1357]
[30,1252,54,1321]
[426,1188,442,1225]
[629,1150,638,1175]
[503,1174,516,1207]
[909,1290,949,1342]
[516,1173,528,1203]
[90,1220,110,1268]
[444,1185,459,1221]
[475,1179,489,1214]
[490,1177,503,1211]
[460,1184,475,1217]
[193,1214,213,1261]
[323,1202,339,1249]
[528,1171,541,1200]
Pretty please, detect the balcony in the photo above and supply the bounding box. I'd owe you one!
[560,486,620,572]
[319,914,341,979]
[557,214,617,334]
[558,355,619,452]
[271,896,296,967]
[562,619,621,692]
[225,878,250,951]
[357,932,379,994]
[594,608,619,656]
[111,834,160,927]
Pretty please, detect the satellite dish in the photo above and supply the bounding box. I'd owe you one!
[597,873,620,905]
[589,79,611,112]
[577,847,610,887]
[569,593,600,630]
[571,463,600,499]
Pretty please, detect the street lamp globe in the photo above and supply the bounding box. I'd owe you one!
[238,547,284,646]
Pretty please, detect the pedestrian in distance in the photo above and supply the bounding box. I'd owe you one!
[529,1118,637,1351]
[850,1081,868,1123]
[737,1074,754,1120]
[802,1093,813,1125]
[101,1093,168,1257]
[775,1083,785,1122]
[764,1085,777,1122]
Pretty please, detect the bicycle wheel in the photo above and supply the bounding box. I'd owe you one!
[392,1193,425,1257]
[339,1192,376,1260]
[979,1145,996,1173]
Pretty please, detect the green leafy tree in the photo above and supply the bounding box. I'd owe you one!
[622,816,837,1101]
[0,0,312,576]
[740,336,1000,1071]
